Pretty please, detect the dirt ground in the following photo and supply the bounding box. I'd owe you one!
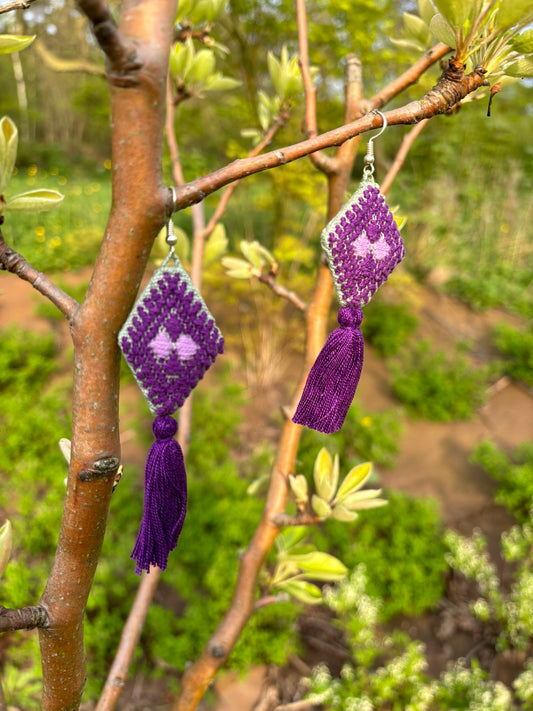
[1,270,532,710]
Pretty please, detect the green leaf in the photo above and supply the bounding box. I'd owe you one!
[335,462,373,502]
[0,116,17,195]
[285,551,347,582]
[204,223,228,266]
[511,30,533,54]
[403,12,431,47]
[289,474,309,505]
[240,240,265,269]
[331,504,359,522]
[418,0,436,26]
[0,519,12,577]
[221,256,252,279]
[345,498,388,510]
[175,0,194,23]
[276,579,322,605]
[390,37,427,52]
[429,13,457,47]
[246,474,270,496]
[313,448,333,499]
[4,189,64,213]
[498,0,533,30]
[0,34,36,54]
[313,448,338,502]
[169,38,194,80]
[432,0,473,28]
[267,51,286,99]
[311,494,332,519]
[188,48,216,84]
[276,526,308,552]
[504,55,533,77]
[205,74,241,91]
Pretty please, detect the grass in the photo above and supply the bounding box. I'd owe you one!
[1,166,111,272]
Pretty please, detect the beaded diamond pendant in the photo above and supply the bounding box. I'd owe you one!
[321,176,405,308]
[119,252,224,417]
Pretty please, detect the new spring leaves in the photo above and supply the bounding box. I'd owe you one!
[270,450,386,605]
[0,117,64,215]
[290,448,386,522]
[395,0,533,81]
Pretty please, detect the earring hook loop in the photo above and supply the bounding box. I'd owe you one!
[371,110,387,141]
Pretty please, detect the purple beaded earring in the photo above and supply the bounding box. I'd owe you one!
[293,112,404,434]
[119,194,224,574]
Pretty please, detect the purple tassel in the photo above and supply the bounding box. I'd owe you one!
[292,306,364,434]
[131,415,187,575]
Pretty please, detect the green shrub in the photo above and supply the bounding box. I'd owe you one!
[390,340,489,421]
[298,402,403,471]
[471,440,533,523]
[492,322,533,387]
[312,490,447,620]
[444,265,533,319]
[362,298,419,357]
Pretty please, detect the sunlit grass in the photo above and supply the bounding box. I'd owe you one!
[2,169,111,272]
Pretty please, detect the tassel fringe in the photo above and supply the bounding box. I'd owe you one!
[292,307,364,434]
[131,415,187,575]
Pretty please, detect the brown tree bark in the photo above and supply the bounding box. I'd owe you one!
[36,2,177,709]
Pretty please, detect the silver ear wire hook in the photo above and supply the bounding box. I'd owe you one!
[363,110,387,180]
[166,187,177,255]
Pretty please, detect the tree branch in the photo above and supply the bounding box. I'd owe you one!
[0,230,78,320]
[0,0,38,14]
[33,39,106,76]
[201,112,289,241]
[95,567,161,711]
[257,272,307,312]
[75,0,142,86]
[37,2,177,709]
[366,42,451,111]
[173,59,486,210]
[270,512,317,527]
[0,604,49,632]
[296,0,335,175]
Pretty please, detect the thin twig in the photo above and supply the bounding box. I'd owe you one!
[95,567,161,711]
[380,118,429,196]
[296,0,335,175]
[257,273,307,312]
[0,0,38,14]
[0,230,78,320]
[271,512,317,527]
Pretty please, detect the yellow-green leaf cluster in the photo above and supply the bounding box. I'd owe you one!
[221,240,277,280]
[267,45,302,103]
[169,38,240,98]
[270,527,347,605]
[307,448,387,522]
[389,0,533,86]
